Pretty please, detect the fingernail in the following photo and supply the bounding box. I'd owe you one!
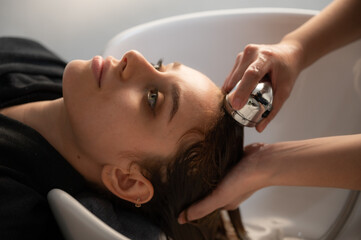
[256,122,266,133]
[232,97,242,109]
[178,212,186,224]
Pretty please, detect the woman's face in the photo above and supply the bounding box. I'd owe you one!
[62,50,222,164]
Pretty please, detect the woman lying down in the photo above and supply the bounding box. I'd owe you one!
[0,37,247,240]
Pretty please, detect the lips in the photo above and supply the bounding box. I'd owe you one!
[91,56,104,87]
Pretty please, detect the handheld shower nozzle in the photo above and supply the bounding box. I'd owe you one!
[224,81,273,127]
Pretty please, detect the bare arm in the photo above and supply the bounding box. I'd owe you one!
[283,0,361,69]
[178,134,361,223]
[262,134,361,190]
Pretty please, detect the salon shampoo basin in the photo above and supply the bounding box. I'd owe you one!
[48,189,130,240]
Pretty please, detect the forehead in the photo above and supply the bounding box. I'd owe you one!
[169,64,218,95]
[175,64,221,111]
[160,64,222,144]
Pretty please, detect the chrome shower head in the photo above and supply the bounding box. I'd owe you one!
[224,81,273,127]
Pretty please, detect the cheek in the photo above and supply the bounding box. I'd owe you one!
[66,90,147,157]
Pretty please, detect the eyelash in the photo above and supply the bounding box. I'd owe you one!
[152,59,163,71]
[147,59,163,114]
[147,88,158,112]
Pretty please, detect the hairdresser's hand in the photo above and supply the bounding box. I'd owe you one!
[178,143,268,224]
[223,40,304,132]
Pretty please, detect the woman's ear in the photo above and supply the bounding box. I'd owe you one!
[101,163,154,205]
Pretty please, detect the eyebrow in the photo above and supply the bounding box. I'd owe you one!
[169,83,180,123]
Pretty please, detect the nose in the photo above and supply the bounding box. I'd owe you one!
[122,50,156,76]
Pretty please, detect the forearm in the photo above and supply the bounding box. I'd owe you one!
[281,0,361,70]
[262,134,361,190]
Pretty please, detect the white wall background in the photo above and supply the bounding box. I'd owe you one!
[0,0,332,61]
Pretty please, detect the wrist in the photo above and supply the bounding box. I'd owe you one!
[254,141,299,188]
[246,143,281,189]
[279,37,307,72]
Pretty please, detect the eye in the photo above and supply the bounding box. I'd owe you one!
[152,59,163,71]
[147,88,159,110]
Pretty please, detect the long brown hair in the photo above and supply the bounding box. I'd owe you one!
[128,101,247,239]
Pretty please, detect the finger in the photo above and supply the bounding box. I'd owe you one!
[256,85,289,132]
[177,190,224,224]
[224,191,256,210]
[229,57,272,109]
[244,143,266,156]
[178,211,187,224]
[224,57,251,93]
[222,53,243,92]
[223,45,259,93]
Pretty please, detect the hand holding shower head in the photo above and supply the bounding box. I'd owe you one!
[224,81,273,127]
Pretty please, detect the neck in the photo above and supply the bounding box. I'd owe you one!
[1,99,103,186]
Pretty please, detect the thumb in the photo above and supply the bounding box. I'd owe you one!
[178,190,224,224]
[224,191,256,210]
[178,143,267,224]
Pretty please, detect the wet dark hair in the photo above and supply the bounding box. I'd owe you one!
[120,98,247,239]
